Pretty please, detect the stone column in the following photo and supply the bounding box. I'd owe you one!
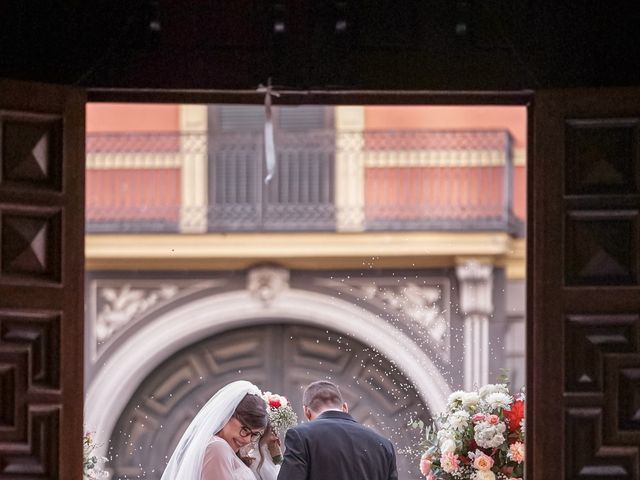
[335,106,365,231]
[456,259,494,390]
[179,105,208,232]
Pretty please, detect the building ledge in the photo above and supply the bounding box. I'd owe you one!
[86,232,525,278]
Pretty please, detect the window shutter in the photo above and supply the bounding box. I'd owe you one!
[218,105,264,131]
[278,106,327,130]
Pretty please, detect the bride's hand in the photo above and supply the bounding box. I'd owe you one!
[266,432,282,458]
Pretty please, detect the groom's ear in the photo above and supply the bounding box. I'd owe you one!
[303,406,313,421]
[341,402,348,413]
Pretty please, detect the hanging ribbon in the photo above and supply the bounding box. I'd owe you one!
[257,79,280,184]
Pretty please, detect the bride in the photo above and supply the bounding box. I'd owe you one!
[161,380,269,480]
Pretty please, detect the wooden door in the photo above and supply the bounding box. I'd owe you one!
[0,80,85,479]
[532,89,640,480]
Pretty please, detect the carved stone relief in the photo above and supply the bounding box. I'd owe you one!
[314,276,451,360]
[88,278,227,361]
[247,265,290,305]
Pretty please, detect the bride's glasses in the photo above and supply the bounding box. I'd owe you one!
[239,425,263,442]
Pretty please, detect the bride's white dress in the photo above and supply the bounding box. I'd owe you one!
[201,437,256,480]
[249,443,280,480]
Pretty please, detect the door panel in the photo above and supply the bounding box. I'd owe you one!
[532,89,640,480]
[0,80,85,479]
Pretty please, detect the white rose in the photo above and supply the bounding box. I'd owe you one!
[440,439,457,454]
[476,470,496,480]
[485,392,513,410]
[479,384,509,399]
[462,392,480,408]
[447,390,466,407]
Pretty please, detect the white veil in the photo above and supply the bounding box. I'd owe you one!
[160,380,263,480]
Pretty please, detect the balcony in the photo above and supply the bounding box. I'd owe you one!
[86,129,522,234]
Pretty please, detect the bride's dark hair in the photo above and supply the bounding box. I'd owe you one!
[234,393,269,430]
[254,421,273,474]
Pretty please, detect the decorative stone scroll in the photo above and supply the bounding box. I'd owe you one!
[314,276,451,359]
[89,278,226,359]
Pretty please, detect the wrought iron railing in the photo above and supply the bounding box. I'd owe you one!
[86,129,521,234]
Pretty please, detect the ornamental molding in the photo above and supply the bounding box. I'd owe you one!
[314,276,451,358]
[90,279,226,359]
[247,266,290,305]
[455,261,494,316]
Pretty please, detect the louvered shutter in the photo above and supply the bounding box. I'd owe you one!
[208,105,335,231]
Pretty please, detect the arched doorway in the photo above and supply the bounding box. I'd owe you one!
[108,323,430,480]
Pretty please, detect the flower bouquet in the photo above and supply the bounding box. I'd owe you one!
[415,384,525,480]
[262,391,298,439]
[83,432,109,479]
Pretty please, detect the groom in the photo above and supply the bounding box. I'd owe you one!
[278,380,398,480]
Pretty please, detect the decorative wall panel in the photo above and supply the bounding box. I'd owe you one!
[536,93,640,480]
[0,81,85,480]
[0,310,62,478]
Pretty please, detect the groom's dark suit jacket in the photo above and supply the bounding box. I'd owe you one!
[277,410,398,480]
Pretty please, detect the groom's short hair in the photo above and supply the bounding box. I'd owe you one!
[303,380,343,412]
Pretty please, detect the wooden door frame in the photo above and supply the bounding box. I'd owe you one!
[86,87,536,474]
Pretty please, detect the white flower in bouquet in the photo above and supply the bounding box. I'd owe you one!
[462,392,480,408]
[475,470,496,480]
[473,421,506,449]
[484,392,513,410]
[439,438,457,454]
[83,432,109,479]
[479,383,509,399]
[436,427,456,444]
[447,390,466,408]
[447,410,470,432]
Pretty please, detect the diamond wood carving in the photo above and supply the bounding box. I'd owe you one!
[0,211,62,284]
[566,119,639,195]
[565,211,638,286]
[1,116,62,191]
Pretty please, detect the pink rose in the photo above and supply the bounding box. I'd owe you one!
[473,452,494,471]
[419,452,432,476]
[486,414,500,425]
[472,413,486,423]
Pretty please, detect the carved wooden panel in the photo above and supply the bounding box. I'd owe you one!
[109,324,429,480]
[534,89,640,480]
[0,80,85,479]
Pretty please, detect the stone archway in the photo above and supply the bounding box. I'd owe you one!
[86,288,452,456]
[108,323,429,480]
